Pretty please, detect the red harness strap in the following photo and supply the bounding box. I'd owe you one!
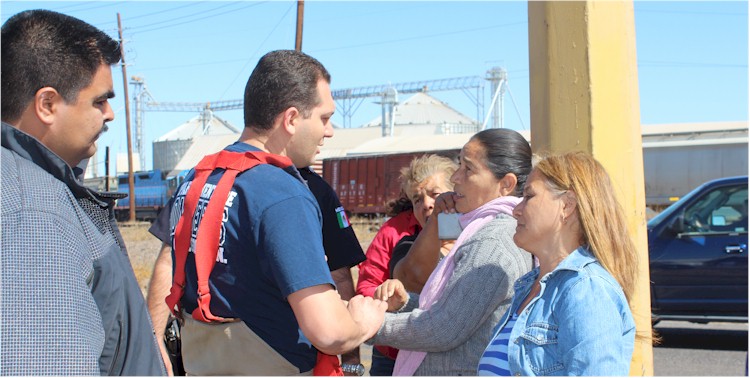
[164,149,342,376]
[165,150,292,321]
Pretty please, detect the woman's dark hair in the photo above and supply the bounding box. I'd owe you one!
[470,128,532,196]
[384,195,413,217]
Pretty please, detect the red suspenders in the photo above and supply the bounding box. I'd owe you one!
[163,149,342,376]
[165,150,292,321]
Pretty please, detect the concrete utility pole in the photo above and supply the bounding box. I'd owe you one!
[528,1,653,375]
[295,0,304,51]
[118,13,136,222]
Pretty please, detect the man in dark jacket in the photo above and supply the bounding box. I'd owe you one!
[0,9,166,375]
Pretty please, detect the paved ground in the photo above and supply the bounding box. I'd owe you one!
[653,320,748,376]
[121,222,748,376]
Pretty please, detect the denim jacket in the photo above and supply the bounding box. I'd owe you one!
[483,247,635,376]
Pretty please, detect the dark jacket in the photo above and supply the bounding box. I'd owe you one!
[0,123,166,375]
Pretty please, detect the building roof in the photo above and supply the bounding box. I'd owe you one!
[345,129,531,156]
[168,134,238,176]
[155,97,745,176]
[362,92,477,129]
[154,113,240,142]
[641,121,747,148]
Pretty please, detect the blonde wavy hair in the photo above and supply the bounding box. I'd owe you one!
[399,154,458,199]
[534,151,639,305]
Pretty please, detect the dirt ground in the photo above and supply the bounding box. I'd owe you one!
[119,222,164,298]
[119,218,380,373]
[119,218,380,299]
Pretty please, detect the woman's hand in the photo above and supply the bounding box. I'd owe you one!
[433,191,458,214]
[374,279,409,312]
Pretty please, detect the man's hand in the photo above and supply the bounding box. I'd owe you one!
[289,286,385,355]
[346,295,387,338]
[373,279,409,312]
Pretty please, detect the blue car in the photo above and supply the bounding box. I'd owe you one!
[648,176,748,324]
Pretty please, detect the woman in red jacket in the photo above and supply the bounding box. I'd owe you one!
[356,154,457,375]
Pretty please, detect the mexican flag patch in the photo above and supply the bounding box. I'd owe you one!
[335,206,351,228]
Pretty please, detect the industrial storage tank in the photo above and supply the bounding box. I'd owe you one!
[151,113,240,175]
[153,138,193,174]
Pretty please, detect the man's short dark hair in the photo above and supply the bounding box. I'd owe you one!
[1,9,121,122]
[243,50,331,131]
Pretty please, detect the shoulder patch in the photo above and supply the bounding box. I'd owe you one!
[335,206,351,228]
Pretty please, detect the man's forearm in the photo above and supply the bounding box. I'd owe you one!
[331,266,361,366]
[146,243,175,375]
[331,266,356,301]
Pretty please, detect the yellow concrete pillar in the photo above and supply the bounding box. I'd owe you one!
[528,1,653,375]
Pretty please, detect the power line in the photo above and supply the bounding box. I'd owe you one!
[636,8,746,17]
[131,2,267,35]
[217,2,295,101]
[0,1,124,24]
[123,1,208,22]
[639,60,747,68]
[130,2,239,31]
[130,58,252,72]
[310,21,527,54]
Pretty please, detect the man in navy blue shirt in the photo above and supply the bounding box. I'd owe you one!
[147,50,382,375]
[147,167,366,374]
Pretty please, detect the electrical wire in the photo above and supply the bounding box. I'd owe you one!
[131,2,267,35]
[639,60,747,68]
[216,2,294,101]
[310,21,527,54]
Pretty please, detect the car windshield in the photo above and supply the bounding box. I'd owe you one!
[648,182,709,228]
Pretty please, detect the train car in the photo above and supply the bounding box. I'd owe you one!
[114,169,190,222]
[643,135,748,209]
[115,170,169,221]
[322,149,460,215]
[323,123,747,216]
[82,176,119,193]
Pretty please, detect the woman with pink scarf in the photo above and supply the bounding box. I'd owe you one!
[371,128,534,376]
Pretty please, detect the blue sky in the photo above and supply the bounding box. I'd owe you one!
[1,1,747,173]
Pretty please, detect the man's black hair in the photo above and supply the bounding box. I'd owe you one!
[243,49,331,131]
[1,9,121,122]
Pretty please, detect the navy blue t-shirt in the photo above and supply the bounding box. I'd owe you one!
[170,142,334,372]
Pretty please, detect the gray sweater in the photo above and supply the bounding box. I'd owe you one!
[371,213,532,376]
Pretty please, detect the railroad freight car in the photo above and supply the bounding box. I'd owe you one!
[322,127,747,216]
[643,138,748,209]
[322,149,460,215]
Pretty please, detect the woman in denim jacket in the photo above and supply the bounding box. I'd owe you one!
[478,152,639,376]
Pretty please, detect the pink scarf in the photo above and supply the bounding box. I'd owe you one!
[392,196,522,376]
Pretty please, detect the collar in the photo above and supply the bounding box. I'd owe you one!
[513,246,596,291]
[226,141,308,187]
[553,246,597,273]
[1,122,110,206]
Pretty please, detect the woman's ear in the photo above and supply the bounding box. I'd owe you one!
[498,173,518,197]
[562,190,578,218]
